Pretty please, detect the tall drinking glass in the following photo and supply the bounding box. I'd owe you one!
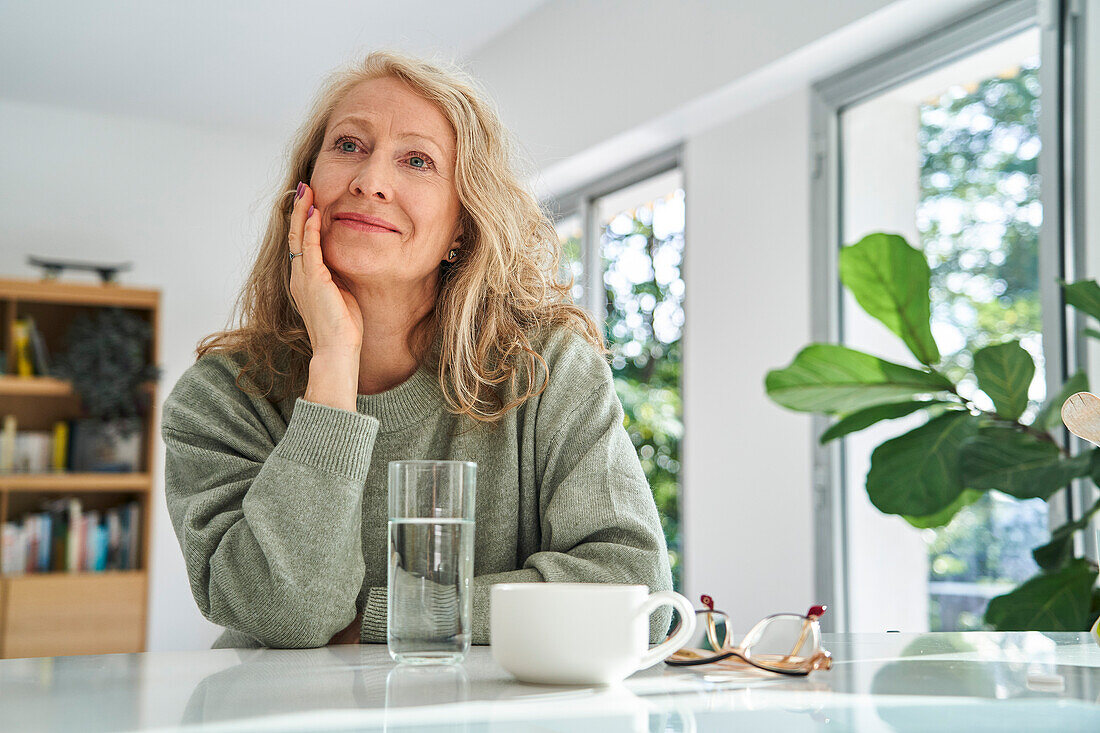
[387,460,476,664]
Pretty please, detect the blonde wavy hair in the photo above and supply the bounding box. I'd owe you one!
[197,50,605,423]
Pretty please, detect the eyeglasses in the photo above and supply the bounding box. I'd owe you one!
[664,595,833,676]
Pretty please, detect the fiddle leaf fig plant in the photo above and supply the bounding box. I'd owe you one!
[765,232,1100,631]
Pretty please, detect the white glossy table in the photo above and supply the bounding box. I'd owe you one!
[0,632,1098,732]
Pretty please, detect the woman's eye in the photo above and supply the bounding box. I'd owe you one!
[334,136,433,170]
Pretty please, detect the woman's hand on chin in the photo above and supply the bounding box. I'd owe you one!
[290,182,362,411]
[289,182,364,355]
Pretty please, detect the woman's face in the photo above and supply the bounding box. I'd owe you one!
[310,76,462,291]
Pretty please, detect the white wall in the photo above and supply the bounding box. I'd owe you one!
[681,90,816,630]
[466,0,896,167]
[0,98,280,650]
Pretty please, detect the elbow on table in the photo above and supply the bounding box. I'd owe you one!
[201,575,356,649]
[203,603,348,649]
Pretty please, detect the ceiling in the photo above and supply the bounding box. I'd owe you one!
[0,0,548,139]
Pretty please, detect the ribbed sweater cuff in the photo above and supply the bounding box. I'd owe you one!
[274,398,379,480]
[361,587,388,643]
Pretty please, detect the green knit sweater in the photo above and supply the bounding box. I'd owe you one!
[162,325,674,648]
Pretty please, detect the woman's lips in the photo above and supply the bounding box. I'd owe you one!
[335,219,399,233]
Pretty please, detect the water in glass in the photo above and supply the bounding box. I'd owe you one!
[387,517,475,664]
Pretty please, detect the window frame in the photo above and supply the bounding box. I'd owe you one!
[549,146,683,320]
[808,0,1089,632]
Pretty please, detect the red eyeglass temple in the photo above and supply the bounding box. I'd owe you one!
[698,596,827,621]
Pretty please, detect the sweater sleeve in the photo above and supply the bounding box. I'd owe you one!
[359,367,675,646]
[163,367,380,649]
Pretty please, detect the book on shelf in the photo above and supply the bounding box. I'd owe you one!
[48,499,66,572]
[25,315,50,376]
[10,316,50,377]
[0,415,14,473]
[67,497,81,572]
[36,514,49,571]
[0,497,140,576]
[52,421,68,472]
[12,430,51,473]
[12,318,33,377]
[106,509,121,570]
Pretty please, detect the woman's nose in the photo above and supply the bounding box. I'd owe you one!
[349,155,395,201]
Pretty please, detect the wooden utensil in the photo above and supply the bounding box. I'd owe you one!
[1060,392,1100,447]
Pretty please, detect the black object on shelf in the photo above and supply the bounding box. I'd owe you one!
[27,256,132,284]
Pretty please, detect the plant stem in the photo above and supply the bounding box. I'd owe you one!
[943,382,1068,455]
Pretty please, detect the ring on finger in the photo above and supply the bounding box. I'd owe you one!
[289,250,304,261]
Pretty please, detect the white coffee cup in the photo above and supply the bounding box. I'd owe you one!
[490,583,697,685]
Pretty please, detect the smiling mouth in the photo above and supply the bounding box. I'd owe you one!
[335,219,399,233]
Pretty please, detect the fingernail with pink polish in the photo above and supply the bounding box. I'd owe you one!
[307,205,315,218]
[295,181,304,200]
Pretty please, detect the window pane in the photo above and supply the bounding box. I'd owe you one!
[919,49,1044,632]
[594,169,685,590]
[555,213,586,306]
[839,28,1044,632]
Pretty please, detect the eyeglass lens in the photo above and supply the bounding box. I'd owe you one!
[742,614,821,665]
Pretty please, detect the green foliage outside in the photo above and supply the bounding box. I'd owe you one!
[765,232,1100,631]
[920,62,1043,385]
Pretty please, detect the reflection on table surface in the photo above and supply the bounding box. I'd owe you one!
[0,632,1097,732]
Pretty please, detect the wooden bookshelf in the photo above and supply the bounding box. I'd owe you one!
[0,276,159,658]
[0,473,153,492]
[0,375,74,397]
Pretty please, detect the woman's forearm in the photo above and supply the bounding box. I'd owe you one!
[304,348,360,411]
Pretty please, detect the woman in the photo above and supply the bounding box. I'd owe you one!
[162,50,673,649]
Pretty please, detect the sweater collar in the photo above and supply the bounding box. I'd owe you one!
[355,358,445,432]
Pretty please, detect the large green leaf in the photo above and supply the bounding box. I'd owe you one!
[1033,523,1078,572]
[839,233,940,366]
[959,426,1092,500]
[1034,370,1087,432]
[902,488,984,529]
[819,399,954,444]
[985,559,1098,631]
[972,341,1034,421]
[1034,490,1100,571]
[765,344,953,415]
[866,412,979,516]
[1062,279,1100,322]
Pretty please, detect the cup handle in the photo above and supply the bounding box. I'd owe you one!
[634,590,697,671]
